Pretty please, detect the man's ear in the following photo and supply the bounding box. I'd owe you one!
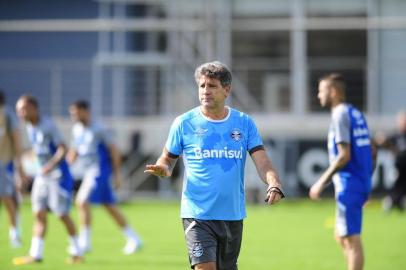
[330,86,338,98]
[224,86,231,97]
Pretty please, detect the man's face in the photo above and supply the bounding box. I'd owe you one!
[69,106,86,123]
[317,80,332,108]
[16,99,33,122]
[198,75,230,110]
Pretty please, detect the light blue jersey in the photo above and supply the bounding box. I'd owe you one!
[71,121,115,204]
[328,104,373,194]
[166,107,264,220]
[26,116,73,194]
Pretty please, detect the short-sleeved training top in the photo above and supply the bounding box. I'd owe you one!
[70,120,113,178]
[328,104,373,194]
[165,106,264,220]
[26,116,73,194]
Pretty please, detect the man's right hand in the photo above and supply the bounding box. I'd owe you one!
[144,164,170,177]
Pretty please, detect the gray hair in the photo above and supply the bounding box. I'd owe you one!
[194,61,232,87]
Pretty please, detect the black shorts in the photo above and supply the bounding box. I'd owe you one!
[182,218,243,270]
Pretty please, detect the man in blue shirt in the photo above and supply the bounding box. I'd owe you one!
[309,73,375,270]
[67,100,142,255]
[13,95,82,265]
[145,61,284,270]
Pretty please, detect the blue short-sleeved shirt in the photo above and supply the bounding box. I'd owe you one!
[328,104,373,194]
[165,106,263,220]
[26,116,73,194]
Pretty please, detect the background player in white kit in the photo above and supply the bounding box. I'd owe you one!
[0,90,27,248]
[67,100,142,255]
[13,95,82,265]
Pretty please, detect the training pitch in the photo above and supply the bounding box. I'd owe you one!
[0,198,405,269]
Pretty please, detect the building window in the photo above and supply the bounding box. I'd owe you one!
[307,30,367,112]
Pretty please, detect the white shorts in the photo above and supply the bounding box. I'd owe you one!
[75,166,98,204]
[31,171,71,217]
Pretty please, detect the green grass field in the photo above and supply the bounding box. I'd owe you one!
[1,199,405,270]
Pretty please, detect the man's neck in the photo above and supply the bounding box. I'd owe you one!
[200,106,228,120]
[30,114,40,125]
[331,99,344,110]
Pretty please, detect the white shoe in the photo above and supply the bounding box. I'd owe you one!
[79,244,91,254]
[382,196,393,212]
[123,239,142,255]
[67,244,87,256]
[78,239,91,254]
[10,237,22,248]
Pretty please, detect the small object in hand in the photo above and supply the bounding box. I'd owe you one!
[265,186,285,202]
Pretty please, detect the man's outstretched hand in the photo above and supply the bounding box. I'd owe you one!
[144,164,170,177]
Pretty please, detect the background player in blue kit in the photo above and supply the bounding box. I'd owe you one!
[13,95,82,265]
[67,100,142,255]
[0,90,27,248]
[145,61,284,270]
[309,74,376,270]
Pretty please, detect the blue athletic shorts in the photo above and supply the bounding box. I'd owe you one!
[76,166,116,205]
[335,191,369,237]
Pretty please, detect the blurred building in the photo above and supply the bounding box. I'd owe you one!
[1,0,405,197]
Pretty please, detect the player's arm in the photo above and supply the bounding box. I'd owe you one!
[250,148,284,205]
[41,143,67,175]
[66,148,78,164]
[11,128,29,187]
[108,143,122,188]
[309,143,350,200]
[371,139,378,172]
[144,147,178,178]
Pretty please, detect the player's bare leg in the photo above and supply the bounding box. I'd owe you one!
[76,201,92,252]
[33,210,47,238]
[339,235,364,270]
[2,196,21,247]
[104,204,126,227]
[335,234,349,261]
[77,201,91,227]
[104,204,142,254]
[195,262,217,270]
[60,214,83,264]
[13,210,47,265]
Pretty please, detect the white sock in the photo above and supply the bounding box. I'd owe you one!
[9,227,18,240]
[79,226,91,249]
[29,237,44,259]
[123,226,141,243]
[69,236,82,256]
[16,213,22,236]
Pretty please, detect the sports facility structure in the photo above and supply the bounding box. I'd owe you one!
[1,0,405,197]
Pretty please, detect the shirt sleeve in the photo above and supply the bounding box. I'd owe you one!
[246,115,264,154]
[70,124,79,150]
[332,107,350,144]
[99,123,114,146]
[48,119,64,146]
[164,117,183,157]
[5,108,19,131]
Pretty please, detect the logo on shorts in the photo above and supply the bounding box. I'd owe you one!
[192,243,204,258]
